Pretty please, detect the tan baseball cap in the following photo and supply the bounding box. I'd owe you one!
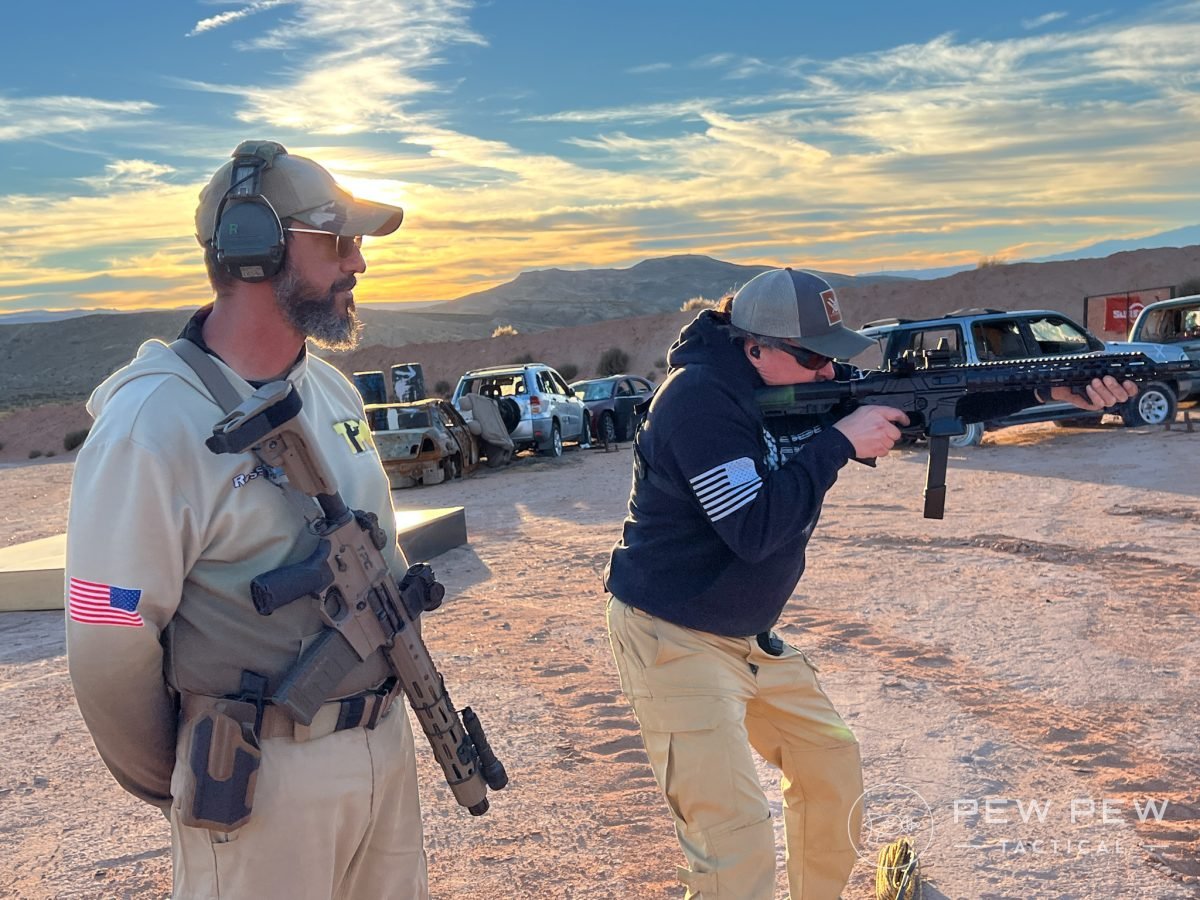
[195,140,404,243]
[731,267,873,359]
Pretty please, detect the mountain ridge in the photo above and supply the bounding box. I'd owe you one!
[5,245,1200,408]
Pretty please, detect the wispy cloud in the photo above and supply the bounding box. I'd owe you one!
[78,159,177,190]
[188,0,293,36]
[1022,11,1068,30]
[206,0,487,134]
[0,96,156,142]
[627,62,671,75]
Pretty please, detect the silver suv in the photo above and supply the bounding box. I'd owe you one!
[855,307,1193,444]
[451,363,589,457]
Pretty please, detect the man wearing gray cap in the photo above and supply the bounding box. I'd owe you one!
[66,141,427,898]
[604,267,1134,899]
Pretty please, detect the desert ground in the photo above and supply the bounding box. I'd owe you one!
[1,407,1197,900]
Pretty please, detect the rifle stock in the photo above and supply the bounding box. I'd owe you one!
[208,381,508,815]
[757,351,1198,519]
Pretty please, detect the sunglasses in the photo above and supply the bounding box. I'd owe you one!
[776,342,834,370]
[284,227,363,258]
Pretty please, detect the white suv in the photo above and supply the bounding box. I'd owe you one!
[451,363,589,457]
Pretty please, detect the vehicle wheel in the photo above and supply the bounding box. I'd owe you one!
[1120,381,1176,427]
[540,422,563,458]
[498,398,521,434]
[948,421,984,448]
[599,412,618,446]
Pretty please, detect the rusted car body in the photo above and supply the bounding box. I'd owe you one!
[365,398,480,489]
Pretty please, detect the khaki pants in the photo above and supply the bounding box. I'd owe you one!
[170,704,428,899]
[607,597,862,900]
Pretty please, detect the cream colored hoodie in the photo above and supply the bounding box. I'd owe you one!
[66,339,400,809]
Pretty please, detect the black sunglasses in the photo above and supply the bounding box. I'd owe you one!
[284,227,363,258]
[776,342,834,371]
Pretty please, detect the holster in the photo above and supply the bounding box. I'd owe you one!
[177,695,262,832]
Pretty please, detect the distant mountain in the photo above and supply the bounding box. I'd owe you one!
[14,244,1200,407]
[0,308,129,325]
[438,254,907,328]
[1029,225,1200,263]
[863,225,1200,280]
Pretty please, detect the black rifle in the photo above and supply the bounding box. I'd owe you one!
[206,381,507,815]
[757,350,1198,519]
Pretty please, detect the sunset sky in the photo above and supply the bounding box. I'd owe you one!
[3,1,1200,314]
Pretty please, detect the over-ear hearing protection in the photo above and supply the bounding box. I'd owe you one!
[211,141,288,283]
[749,344,761,359]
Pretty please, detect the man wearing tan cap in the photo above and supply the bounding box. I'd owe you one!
[604,267,1135,899]
[66,142,427,898]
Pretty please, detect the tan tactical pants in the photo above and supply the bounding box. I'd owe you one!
[170,704,428,899]
[607,597,862,900]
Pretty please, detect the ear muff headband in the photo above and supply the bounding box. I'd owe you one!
[211,149,286,283]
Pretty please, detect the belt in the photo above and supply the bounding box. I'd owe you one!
[182,683,397,744]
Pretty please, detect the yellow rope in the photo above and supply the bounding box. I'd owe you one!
[875,836,921,900]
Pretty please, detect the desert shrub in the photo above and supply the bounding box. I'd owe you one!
[655,357,667,369]
[680,296,715,312]
[45,451,55,458]
[492,324,519,337]
[28,449,43,459]
[64,428,90,452]
[511,353,535,365]
[433,380,451,398]
[556,362,579,381]
[976,256,1006,268]
[598,347,630,376]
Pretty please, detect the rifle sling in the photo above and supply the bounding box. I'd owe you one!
[169,339,320,524]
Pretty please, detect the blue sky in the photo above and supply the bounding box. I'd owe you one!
[3,1,1199,313]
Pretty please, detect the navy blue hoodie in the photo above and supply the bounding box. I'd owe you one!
[604,310,858,636]
[604,311,1039,636]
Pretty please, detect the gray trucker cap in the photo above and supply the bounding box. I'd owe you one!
[730,268,873,359]
[196,140,404,243]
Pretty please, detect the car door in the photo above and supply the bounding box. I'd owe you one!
[628,377,655,402]
[886,325,967,366]
[1019,314,1100,357]
[550,370,584,439]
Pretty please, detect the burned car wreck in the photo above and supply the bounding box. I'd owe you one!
[365,398,482,489]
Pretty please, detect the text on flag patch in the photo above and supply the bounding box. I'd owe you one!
[68,578,145,628]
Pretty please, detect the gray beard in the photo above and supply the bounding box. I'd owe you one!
[271,265,362,350]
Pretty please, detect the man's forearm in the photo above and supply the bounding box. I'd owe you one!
[69,645,178,809]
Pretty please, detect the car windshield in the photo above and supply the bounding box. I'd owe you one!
[578,382,614,401]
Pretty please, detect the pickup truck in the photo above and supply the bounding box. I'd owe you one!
[1126,295,1200,406]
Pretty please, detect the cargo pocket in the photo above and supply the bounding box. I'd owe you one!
[676,865,718,895]
[636,697,740,831]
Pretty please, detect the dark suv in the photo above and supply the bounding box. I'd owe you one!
[855,308,1192,444]
[570,374,655,444]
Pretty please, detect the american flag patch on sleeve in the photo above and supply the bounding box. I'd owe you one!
[689,456,762,522]
[68,578,145,628]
